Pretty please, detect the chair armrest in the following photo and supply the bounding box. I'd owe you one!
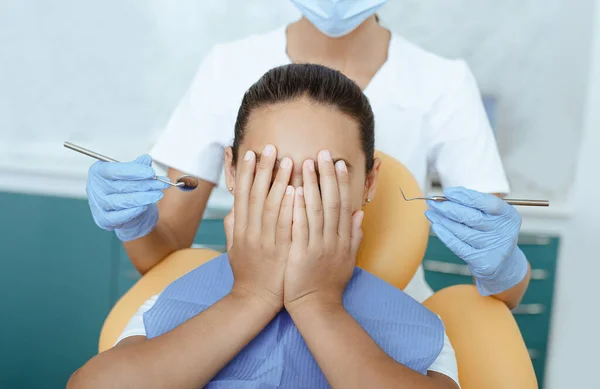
[98,248,221,352]
[424,285,538,389]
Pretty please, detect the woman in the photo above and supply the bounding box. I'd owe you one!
[86,0,529,307]
[70,63,460,389]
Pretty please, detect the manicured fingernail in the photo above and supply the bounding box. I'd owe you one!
[297,187,304,196]
[286,185,294,195]
[281,157,291,169]
[263,144,275,156]
[244,150,254,161]
[321,150,331,161]
[306,160,315,172]
[335,160,347,172]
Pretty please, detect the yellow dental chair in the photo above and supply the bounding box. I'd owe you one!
[99,152,537,389]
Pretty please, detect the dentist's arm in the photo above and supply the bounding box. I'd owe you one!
[86,159,215,275]
[491,261,531,309]
[488,193,531,308]
[426,187,531,309]
[123,169,215,274]
[67,292,278,389]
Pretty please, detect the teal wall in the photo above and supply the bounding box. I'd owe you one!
[0,192,559,388]
[0,193,120,388]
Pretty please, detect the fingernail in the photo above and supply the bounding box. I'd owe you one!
[307,160,315,172]
[321,150,331,161]
[335,160,347,172]
[263,144,275,156]
[286,185,294,195]
[297,187,304,196]
[244,150,254,161]
[281,157,291,169]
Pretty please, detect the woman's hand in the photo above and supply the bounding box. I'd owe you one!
[425,186,529,296]
[225,145,295,312]
[284,150,364,313]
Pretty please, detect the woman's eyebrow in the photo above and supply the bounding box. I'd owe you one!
[253,153,353,171]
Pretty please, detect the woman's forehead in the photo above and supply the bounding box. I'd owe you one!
[243,100,365,166]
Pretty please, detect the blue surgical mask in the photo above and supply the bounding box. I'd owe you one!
[291,0,387,38]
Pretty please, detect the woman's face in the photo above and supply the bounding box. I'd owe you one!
[225,97,380,211]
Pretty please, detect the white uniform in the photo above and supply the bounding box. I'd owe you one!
[151,26,510,303]
[118,295,460,387]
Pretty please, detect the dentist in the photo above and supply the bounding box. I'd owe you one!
[85,0,530,308]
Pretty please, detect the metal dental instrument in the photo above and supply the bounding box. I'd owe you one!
[64,142,199,191]
[399,187,549,207]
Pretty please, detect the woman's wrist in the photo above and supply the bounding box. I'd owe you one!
[229,284,283,317]
[286,294,346,319]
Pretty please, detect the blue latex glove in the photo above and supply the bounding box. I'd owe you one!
[86,155,171,242]
[424,186,528,296]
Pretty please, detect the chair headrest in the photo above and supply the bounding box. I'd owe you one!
[356,151,429,290]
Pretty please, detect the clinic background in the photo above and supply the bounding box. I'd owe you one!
[0,0,598,388]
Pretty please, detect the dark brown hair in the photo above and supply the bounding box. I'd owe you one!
[232,63,375,172]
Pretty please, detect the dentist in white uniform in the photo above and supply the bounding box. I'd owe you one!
[85,0,518,305]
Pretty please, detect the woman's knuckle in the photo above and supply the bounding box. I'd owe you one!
[321,166,335,176]
[263,201,279,214]
[311,204,323,215]
[326,201,340,211]
[258,158,272,171]
[340,202,353,213]
[296,218,308,229]
[249,192,261,205]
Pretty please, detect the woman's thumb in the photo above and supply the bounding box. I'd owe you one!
[350,210,365,257]
[224,208,235,251]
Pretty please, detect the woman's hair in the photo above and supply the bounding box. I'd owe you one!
[232,63,375,173]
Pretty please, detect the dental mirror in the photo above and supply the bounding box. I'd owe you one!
[64,142,199,192]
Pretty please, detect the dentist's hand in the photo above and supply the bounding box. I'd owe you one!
[86,155,171,242]
[425,186,528,296]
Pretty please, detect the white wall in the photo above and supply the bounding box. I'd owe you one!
[544,1,600,387]
[0,0,299,145]
[382,0,595,202]
[0,0,595,203]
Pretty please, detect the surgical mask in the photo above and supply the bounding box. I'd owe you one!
[291,0,387,38]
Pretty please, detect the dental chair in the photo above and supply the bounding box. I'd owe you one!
[99,152,538,389]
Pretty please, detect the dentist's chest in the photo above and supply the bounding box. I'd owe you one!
[369,99,430,191]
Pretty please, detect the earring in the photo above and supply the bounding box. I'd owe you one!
[365,198,371,204]
[228,187,233,192]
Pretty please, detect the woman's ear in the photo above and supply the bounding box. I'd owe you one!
[225,146,236,193]
[363,157,381,205]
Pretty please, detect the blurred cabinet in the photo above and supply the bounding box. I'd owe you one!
[423,234,559,389]
[0,193,119,389]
